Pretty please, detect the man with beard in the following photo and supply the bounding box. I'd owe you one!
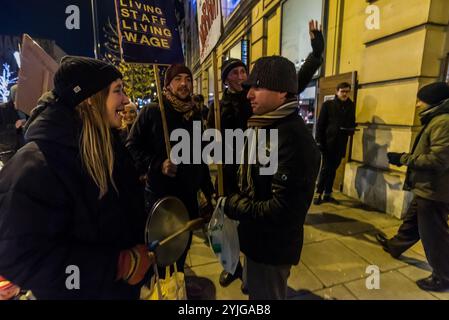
[126,65,214,276]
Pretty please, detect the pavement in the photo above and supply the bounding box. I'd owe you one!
[184,192,449,300]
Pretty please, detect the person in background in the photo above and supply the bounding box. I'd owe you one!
[377,82,449,292]
[314,82,356,205]
[206,57,252,291]
[193,94,208,129]
[119,101,138,142]
[0,84,26,163]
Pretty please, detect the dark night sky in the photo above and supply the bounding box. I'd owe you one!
[0,0,184,71]
[0,0,99,57]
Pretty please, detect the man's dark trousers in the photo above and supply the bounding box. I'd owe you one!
[387,196,449,281]
[316,151,342,194]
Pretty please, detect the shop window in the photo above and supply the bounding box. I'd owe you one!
[281,0,323,70]
[222,0,242,23]
[299,81,317,132]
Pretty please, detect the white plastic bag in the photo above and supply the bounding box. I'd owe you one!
[207,197,240,274]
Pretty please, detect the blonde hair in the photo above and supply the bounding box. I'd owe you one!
[76,86,117,199]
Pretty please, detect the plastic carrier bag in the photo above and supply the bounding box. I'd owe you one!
[207,197,240,274]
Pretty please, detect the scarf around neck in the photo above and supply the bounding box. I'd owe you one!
[247,100,298,128]
[163,88,197,121]
[238,100,298,197]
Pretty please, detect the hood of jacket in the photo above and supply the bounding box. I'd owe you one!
[24,91,81,149]
[420,98,449,125]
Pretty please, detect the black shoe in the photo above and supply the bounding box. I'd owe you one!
[416,274,449,292]
[219,270,241,287]
[322,194,339,204]
[375,233,401,259]
[313,194,322,205]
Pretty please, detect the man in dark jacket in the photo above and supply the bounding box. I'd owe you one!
[210,20,325,289]
[126,64,214,274]
[223,55,321,300]
[314,82,356,204]
[376,82,449,292]
[206,58,252,289]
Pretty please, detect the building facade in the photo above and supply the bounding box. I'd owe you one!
[181,0,449,218]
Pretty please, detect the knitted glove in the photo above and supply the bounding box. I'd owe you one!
[116,244,154,285]
[0,276,20,300]
[387,152,404,167]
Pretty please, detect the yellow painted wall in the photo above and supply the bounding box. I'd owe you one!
[324,0,340,76]
[356,80,421,126]
[363,0,432,43]
[324,0,449,216]
[338,0,365,74]
[428,0,449,24]
[266,6,281,56]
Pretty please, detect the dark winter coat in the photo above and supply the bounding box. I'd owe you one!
[206,89,252,132]
[206,89,253,195]
[126,98,214,217]
[0,94,146,300]
[225,111,321,265]
[316,97,356,158]
[222,53,323,266]
[401,98,449,203]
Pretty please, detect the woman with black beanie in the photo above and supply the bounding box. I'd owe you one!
[0,56,154,299]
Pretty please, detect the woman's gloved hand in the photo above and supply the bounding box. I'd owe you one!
[116,244,155,285]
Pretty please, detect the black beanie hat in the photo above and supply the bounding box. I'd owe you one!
[221,58,247,82]
[243,56,297,94]
[164,64,193,87]
[417,82,449,106]
[53,56,122,107]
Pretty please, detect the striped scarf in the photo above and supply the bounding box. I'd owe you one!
[238,100,298,196]
[163,88,197,121]
[247,100,298,128]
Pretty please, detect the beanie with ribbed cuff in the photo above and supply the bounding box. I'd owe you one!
[243,56,297,94]
[53,56,122,108]
[164,64,193,88]
[221,58,247,83]
[417,82,449,106]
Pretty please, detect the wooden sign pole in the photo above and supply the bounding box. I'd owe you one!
[153,64,172,159]
[212,50,224,197]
